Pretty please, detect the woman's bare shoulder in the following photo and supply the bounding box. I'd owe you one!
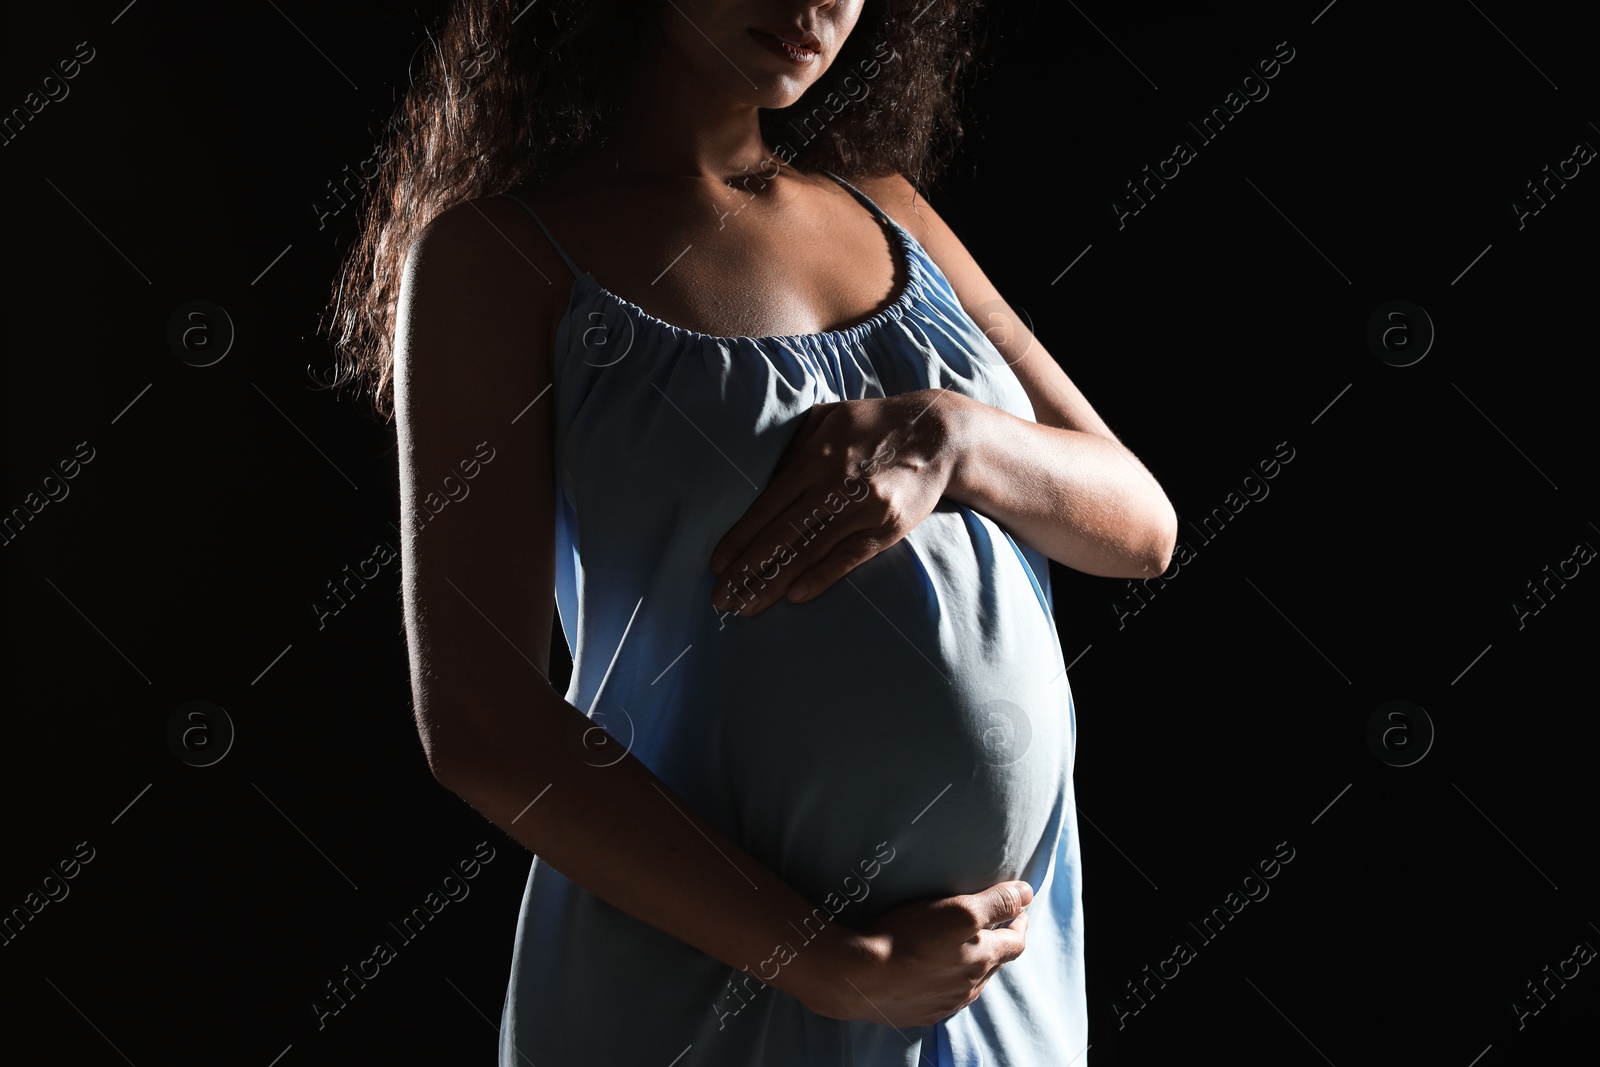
[395,190,570,419]
[413,188,568,290]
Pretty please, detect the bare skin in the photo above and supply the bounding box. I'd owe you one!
[397,0,1066,1033]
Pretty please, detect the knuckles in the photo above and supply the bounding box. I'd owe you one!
[992,883,1021,917]
[952,905,986,939]
[860,481,892,508]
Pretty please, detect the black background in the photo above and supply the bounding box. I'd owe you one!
[3,1,1595,1064]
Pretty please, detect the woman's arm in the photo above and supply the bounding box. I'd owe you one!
[940,390,1176,577]
[857,174,1179,578]
[395,197,1032,1029]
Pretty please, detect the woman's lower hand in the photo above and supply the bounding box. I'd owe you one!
[794,880,1032,1028]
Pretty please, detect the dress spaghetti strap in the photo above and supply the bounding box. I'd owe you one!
[820,170,895,226]
[498,192,585,278]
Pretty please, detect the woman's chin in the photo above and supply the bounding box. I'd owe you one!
[747,83,817,111]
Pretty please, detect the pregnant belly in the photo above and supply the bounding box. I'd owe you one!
[679,504,1071,922]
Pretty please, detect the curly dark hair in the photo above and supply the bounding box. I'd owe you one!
[319,0,991,423]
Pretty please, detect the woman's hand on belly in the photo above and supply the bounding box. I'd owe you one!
[792,878,1032,1028]
[709,389,959,616]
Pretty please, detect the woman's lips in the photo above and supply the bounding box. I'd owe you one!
[748,28,820,64]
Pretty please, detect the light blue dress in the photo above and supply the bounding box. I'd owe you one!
[497,173,1087,1066]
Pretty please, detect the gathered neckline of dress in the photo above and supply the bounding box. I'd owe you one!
[567,210,929,347]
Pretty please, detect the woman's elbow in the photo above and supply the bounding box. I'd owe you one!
[1142,502,1179,576]
[421,733,464,788]
[412,707,479,790]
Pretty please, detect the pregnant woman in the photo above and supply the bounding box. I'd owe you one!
[325,1,1176,1063]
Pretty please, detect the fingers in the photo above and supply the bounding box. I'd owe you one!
[711,497,883,614]
[714,473,926,614]
[709,405,831,578]
[786,527,903,603]
[963,903,1028,1021]
[710,487,803,584]
[944,911,1028,1024]
[970,880,1033,931]
[967,908,1029,976]
[963,882,1030,975]
[982,912,1028,966]
[851,884,1033,1028]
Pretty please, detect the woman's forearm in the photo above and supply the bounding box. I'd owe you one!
[434,692,854,1008]
[940,390,1178,578]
